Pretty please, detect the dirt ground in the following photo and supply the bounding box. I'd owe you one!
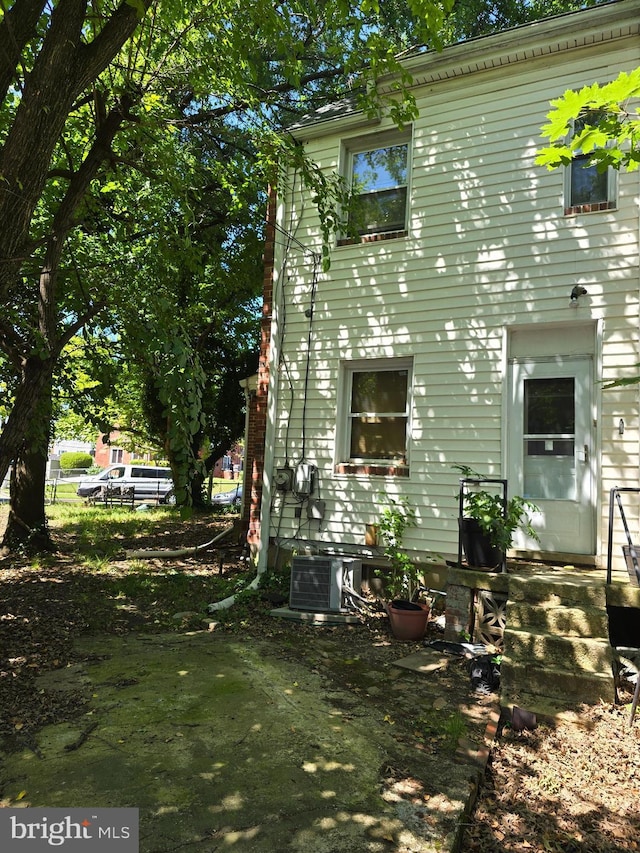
[1,508,639,851]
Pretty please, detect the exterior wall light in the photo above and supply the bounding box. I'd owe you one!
[570,285,588,307]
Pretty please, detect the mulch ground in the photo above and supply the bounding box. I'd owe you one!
[0,509,639,852]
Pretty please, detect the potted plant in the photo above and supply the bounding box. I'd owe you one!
[454,466,539,570]
[376,495,430,640]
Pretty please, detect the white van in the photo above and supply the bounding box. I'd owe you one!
[77,464,174,503]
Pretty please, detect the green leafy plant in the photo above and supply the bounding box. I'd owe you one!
[454,465,540,553]
[376,494,421,601]
[59,451,93,470]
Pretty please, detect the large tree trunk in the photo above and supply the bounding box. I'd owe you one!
[1,361,54,553]
[2,444,51,554]
[0,358,55,486]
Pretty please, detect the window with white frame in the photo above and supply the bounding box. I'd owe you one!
[340,359,412,466]
[110,448,124,464]
[565,113,616,214]
[341,131,410,241]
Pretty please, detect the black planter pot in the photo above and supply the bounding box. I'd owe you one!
[458,517,503,570]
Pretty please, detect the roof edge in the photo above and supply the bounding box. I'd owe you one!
[291,0,640,141]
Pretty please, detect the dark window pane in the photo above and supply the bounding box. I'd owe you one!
[526,439,574,457]
[351,370,408,414]
[571,156,608,205]
[524,378,574,435]
[350,417,407,460]
[351,187,407,234]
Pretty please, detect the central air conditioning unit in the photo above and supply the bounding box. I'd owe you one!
[289,556,362,613]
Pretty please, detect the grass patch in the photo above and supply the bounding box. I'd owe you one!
[6,503,253,632]
[47,504,180,555]
[416,710,467,751]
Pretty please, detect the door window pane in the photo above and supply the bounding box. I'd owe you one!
[523,378,575,500]
[524,378,574,435]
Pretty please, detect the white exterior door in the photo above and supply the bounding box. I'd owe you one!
[508,356,595,555]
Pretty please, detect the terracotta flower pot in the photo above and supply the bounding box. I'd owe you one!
[386,600,430,641]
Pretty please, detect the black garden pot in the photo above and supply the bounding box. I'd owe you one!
[458,517,503,570]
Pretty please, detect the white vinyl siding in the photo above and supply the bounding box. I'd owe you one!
[266,19,640,568]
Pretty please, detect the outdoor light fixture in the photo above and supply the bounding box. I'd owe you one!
[570,285,588,307]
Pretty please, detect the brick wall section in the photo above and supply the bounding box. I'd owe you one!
[243,187,276,554]
[444,583,474,641]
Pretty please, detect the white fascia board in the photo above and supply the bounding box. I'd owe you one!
[396,0,640,88]
[289,107,380,142]
[291,0,640,141]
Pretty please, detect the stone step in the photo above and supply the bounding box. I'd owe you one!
[507,576,607,609]
[500,658,614,706]
[499,689,602,725]
[506,602,609,637]
[607,582,640,609]
[503,627,613,672]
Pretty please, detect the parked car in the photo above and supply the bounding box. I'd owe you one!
[77,464,174,502]
[211,484,243,505]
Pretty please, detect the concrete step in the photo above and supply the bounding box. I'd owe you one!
[499,689,603,725]
[507,575,607,609]
[607,582,640,609]
[500,658,614,706]
[506,602,609,637]
[503,627,613,672]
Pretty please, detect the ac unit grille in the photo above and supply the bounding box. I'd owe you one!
[290,557,333,610]
[289,555,362,613]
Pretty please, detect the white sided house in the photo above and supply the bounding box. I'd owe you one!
[253,0,640,602]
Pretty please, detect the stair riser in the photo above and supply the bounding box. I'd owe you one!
[503,631,613,672]
[507,582,607,608]
[506,603,609,637]
[500,661,614,704]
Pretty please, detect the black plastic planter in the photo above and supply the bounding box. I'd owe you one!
[458,517,503,570]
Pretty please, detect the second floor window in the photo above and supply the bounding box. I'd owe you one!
[565,113,616,214]
[346,135,410,239]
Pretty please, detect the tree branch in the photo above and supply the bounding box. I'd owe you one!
[0,0,46,104]
[74,0,154,95]
[0,317,27,370]
[57,301,108,354]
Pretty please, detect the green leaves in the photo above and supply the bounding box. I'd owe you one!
[537,69,640,172]
[125,0,148,18]
[376,494,420,600]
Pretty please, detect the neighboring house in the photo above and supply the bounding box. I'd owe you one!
[249,0,640,581]
[50,439,93,458]
[211,442,244,479]
[93,431,152,468]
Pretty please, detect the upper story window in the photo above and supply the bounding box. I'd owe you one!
[339,131,410,245]
[335,358,412,476]
[565,113,616,215]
